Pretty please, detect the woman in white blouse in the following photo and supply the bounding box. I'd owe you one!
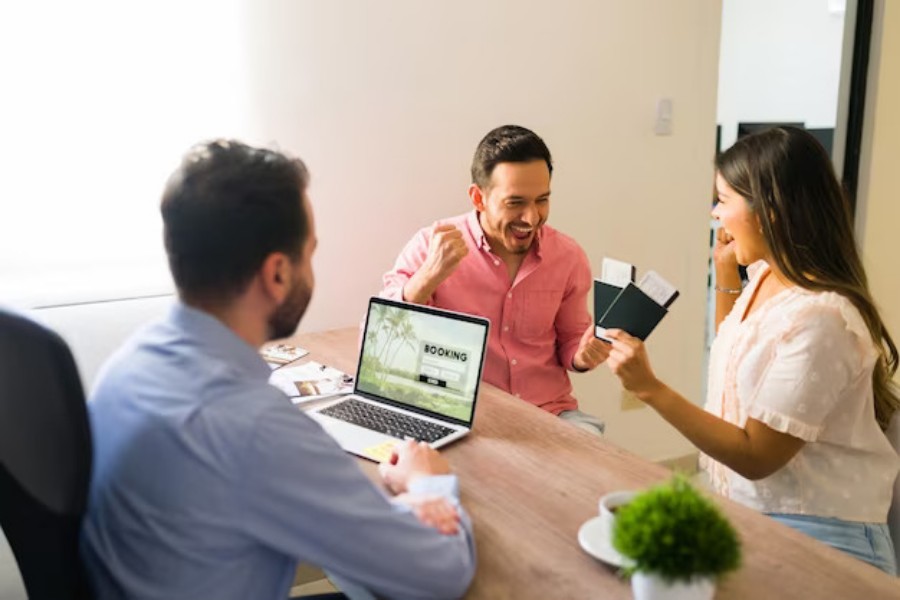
[605,126,899,574]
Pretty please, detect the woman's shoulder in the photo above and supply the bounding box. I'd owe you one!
[782,288,860,323]
[776,289,875,353]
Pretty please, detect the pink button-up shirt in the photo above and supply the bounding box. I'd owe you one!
[380,211,592,414]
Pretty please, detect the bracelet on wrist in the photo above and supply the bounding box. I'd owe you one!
[714,285,742,295]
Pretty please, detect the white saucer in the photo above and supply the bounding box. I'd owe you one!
[577,516,635,568]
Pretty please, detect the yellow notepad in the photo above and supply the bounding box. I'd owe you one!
[361,440,398,463]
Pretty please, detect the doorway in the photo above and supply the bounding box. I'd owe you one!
[704,0,872,377]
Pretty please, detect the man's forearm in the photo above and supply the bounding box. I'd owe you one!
[402,267,441,304]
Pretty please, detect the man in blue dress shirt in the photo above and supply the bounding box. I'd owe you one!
[80,140,476,599]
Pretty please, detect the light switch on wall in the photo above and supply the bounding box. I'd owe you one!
[655,97,673,136]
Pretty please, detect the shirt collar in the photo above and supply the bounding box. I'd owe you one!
[747,259,768,281]
[168,301,272,382]
[466,209,545,258]
[533,226,545,259]
[466,210,491,252]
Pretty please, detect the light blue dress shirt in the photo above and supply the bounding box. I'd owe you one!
[80,303,475,600]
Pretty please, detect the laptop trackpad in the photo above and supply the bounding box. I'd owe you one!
[309,412,399,460]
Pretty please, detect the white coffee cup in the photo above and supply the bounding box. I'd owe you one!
[598,490,637,541]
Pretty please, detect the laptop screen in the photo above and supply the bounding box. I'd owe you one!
[355,298,489,425]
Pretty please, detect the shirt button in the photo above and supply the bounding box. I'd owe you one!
[511,359,518,366]
[507,292,512,299]
[503,325,509,332]
[494,260,500,266]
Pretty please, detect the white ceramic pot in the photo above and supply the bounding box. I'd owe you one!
[631,572,715,600]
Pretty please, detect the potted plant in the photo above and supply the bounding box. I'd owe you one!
[612,476,741,600]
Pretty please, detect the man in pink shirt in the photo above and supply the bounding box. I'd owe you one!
[380,125,610,434]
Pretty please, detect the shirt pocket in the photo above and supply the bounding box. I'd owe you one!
[515,289,563,339]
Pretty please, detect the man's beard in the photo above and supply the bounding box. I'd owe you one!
[267,280,312,341]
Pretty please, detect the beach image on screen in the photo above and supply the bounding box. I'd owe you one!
[357,303,485,421]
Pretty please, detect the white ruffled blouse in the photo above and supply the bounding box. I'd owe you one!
[702,262,899,522]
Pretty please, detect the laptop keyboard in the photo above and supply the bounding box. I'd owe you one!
[320,398,455,443]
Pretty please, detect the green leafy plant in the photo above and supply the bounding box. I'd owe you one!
[612,475,741,582]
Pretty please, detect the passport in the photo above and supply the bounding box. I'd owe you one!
[593,259,678,342]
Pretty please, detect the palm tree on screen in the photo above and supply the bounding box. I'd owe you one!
[379,318,417,386]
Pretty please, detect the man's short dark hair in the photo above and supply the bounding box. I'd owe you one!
[470,125,553,189]
[161,139,309,303]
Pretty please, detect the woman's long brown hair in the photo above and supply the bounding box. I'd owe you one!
[716,126,899,430]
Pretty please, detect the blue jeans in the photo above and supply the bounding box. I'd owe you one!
[768,513,897,575]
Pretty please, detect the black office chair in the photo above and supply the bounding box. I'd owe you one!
[0,310,92,599]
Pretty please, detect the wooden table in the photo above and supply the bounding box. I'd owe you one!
[293,328,899,599]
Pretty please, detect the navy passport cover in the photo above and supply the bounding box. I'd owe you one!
[595,282,668,341]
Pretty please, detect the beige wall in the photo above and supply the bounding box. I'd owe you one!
[858,0,900,386]
[240,0,722,461]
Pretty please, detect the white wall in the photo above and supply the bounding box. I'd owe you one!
[717,0,846,150]
[2,3,723,592]
[0,1,249,308]
[28,296,175,388]
[7,1,721,460]
[235,0,721,461]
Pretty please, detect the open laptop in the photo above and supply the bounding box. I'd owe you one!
[309,297,489,461]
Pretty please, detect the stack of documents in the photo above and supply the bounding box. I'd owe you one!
[260,343,309,368]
